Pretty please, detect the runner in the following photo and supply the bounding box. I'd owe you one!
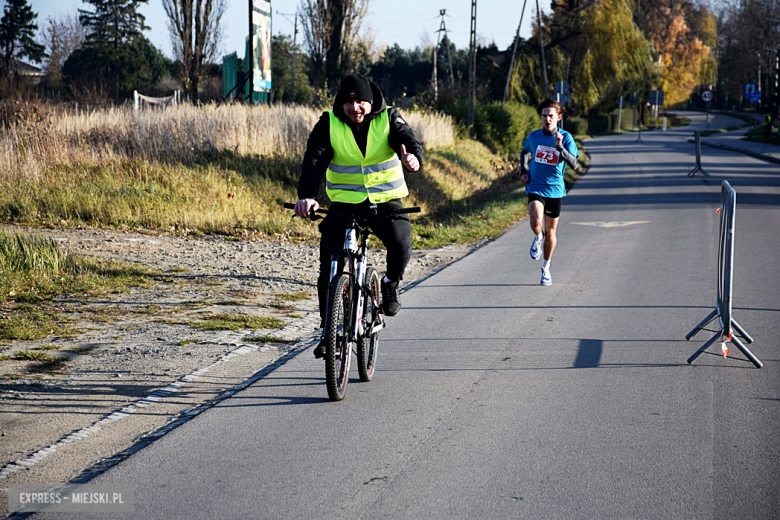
[519,99,579,286]
[293,74,423,358]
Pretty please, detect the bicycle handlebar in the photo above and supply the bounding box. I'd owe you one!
[283,202,421,221]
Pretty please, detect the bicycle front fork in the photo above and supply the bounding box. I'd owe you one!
[330,254,366,342]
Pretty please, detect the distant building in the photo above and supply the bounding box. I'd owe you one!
[6,59,45,84]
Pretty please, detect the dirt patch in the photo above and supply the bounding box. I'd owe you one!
[0,225,480,515]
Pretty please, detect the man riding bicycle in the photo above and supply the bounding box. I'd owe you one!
[294,74,423,359]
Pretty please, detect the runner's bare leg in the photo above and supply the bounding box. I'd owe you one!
[529,200,544,236]
[543,214,559,261]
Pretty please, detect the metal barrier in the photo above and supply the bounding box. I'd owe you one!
[686,181,761,367]
[687,130,710,177]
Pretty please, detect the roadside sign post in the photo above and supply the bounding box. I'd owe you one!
[629,92,639,132]
[687,130,710,178]
[616,96,623,133]
[554,81,570,130]
[649,90,664,127]
[701,89,713,131]
[744,83,761,136]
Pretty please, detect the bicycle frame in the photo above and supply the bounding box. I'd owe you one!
[329,220,375,342]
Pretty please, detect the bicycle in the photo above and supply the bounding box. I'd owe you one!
[284,202,420,401]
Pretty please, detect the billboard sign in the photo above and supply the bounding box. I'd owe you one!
[252,0,272,92]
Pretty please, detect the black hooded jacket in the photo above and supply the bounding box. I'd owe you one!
[297,78,424,201]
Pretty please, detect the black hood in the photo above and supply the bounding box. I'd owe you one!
[333,77,387,125]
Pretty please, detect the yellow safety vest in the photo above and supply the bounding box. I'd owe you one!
[326,109,408,204]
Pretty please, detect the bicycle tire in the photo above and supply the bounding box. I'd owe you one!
[357,267,380,382]
[325,274,352,401]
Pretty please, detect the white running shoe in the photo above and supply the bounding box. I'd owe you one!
[540,267,552,286]
[530,232,544,260]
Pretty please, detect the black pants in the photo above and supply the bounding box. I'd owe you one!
[317,199,412,321]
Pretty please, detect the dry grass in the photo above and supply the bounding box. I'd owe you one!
[1,102,455,183]
[404,110,456,150]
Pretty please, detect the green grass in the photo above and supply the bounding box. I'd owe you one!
[36,355,67,368]
[66,344,98,354]
[160,314,286,331]
[13,349,68,367]
[0,231,157,342]
[744,128,780,144]
[0,156,313,239]
[0,310,75,341]
[0,232,155,307]
[274,291,310,302]
[15,350,54,361]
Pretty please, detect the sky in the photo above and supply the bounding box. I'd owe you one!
[26,0,544,62]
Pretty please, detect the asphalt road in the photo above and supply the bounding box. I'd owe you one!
[28,114,780,519]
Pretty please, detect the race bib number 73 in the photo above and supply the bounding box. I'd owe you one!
[534,145,559,165]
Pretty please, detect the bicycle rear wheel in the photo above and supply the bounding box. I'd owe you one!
[325,274,352,401]
[357,267,380,382]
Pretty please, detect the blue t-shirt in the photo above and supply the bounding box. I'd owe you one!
[522,129,578,198]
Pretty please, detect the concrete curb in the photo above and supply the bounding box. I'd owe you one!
[695,139,780,166]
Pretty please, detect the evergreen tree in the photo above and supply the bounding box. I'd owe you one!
[63,34,168,100]
[68,0,156,101]
[0,0,46,75]
[78,0,148,51]
[271,34,313,105]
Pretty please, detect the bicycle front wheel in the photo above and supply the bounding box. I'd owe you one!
[357,267,380,382]
[325,274,352,401]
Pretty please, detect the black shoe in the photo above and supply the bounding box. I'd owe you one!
[313,340,326,359]
[381,280,401,316]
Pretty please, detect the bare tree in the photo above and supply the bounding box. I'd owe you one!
[162,0,227,102]
[40,12,87,86]
[300,0,371,92]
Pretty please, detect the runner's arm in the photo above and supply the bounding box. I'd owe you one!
[519,150,529,173]
[556,144,578,170]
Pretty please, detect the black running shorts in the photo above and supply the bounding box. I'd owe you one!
[527,193,562,219]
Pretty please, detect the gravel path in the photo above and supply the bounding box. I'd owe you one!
[0,225,483,513]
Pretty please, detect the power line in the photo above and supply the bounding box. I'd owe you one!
[431,9,455,102]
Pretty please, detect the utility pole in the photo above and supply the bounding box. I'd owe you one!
[468,0,477,139]
[248,0,254,105]
[432,18,439,102]
[503,0,528,104]
[443,12,454,85]
[431,9,454,103]
[535,0,549,99]
[277,10,298,103]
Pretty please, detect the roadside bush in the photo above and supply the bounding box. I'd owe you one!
[586,114,611,135]
[448,100,538,156]
[563,116,586,136]
[503,102,539,153]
